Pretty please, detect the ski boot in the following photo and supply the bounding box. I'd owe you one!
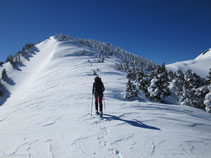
[96,111,100,115]
[100,112,103,117]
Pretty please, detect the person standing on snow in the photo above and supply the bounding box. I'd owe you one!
[92,76,105,117]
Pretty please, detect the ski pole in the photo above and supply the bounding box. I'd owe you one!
[103,97,106,113]
[91,94,93,115]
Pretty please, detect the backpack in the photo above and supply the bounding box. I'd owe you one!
[93,77,105,96]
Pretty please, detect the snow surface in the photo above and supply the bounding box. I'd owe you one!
[195,48,211,60]
[0,37,211,158]
[166,48,211,78]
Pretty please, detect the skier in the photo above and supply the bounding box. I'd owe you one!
[92,76,105,117]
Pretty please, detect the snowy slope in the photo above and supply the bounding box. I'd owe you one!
[166,48,211,78]
[0,37,211,158]
[195,48,211,60]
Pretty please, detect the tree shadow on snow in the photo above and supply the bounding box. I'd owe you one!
[103,114,160,130]
[0,85,11,106]
[22,47,39,61]
[13,62,26,71]
[4,76,15,86]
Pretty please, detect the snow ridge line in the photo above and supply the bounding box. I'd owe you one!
[7,39,58,102]
[30,39,58,81]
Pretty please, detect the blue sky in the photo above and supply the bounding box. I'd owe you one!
[0,0,211,64]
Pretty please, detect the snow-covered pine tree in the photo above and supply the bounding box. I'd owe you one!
[18,50,26,57]
[204,85,211,113]
[190,74,207,109]
[127,69,137,81]
[22,43,34,52]
[136,69,144,82]
[194,85,208,109]
[1,68,7,81]
[6,55,15,68]
[137,70,151,98]
[53,34,71,41]
[147,64,170,102]
[207,68,211,83]
[75,38,157,73]
[159,64,171,97]
[147,77,160,101]
[180,70,206,107]
[5,53,21,69]
[14,55,21,65]
[168,70,175,82]
[125,79,138,99]
[169,70,184,96]
[115,63,124,71]
[180,70,194,105]
[203,69,211,112]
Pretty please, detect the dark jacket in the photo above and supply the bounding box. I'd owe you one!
[92,80,105,97]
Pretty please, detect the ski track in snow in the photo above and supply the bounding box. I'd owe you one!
[0,37,211,158]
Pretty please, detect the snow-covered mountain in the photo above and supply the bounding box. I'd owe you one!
[0,36,211,158]
[195,48,211,60]
[166,48,211,78]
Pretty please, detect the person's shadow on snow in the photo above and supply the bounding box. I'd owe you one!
[103,114,160,130]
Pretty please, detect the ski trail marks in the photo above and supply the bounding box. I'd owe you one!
[2,139,38,158]
[90,115,137,158]
[0,115,7,122]
[71,136,89,147]
[151,141,156,155]
[2,138,56,158]
[45,140,54,158]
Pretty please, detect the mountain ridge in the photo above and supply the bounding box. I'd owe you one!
[166,48,211,78]
[195,48,211,60]
[0,35,211,157]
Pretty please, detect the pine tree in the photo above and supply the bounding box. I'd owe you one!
[138,71,151,98]
[127,69,136,81]
[169,70,184,96]
[207,68,211,84]
[115,63,124,71]
[180,70,206,107]
[2,69,7,81]
[148,78,160,101]
[53,34,70,41]
[201,69,211,112]
[159,64,171,97]
[6,55,13,63]
[125,79,138,99]
[6,55,16,68]
[136,69,144,82]
[168,70,175,82]
[147,64,170,102]
[180,70,193,105]
[194,85,208,108]
[204,85,211,113]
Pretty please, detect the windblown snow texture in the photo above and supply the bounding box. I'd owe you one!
[0,36,211,158]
